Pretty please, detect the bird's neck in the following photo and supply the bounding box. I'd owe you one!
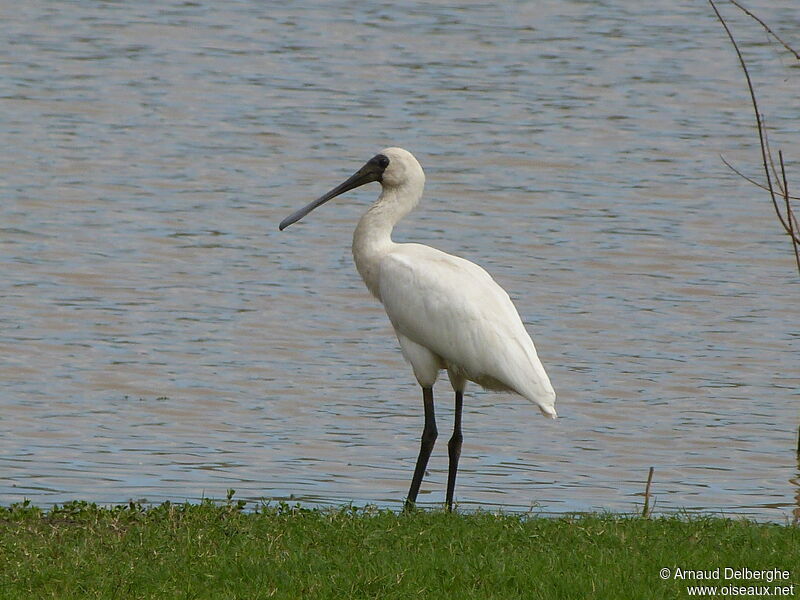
[352,183,423,300]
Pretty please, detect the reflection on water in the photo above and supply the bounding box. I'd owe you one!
[1,1,798,521]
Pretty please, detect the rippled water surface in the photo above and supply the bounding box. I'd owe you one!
[2,1,798,521]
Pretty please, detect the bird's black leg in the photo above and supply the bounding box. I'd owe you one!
[405,386,437,510]
[445,390,463,512]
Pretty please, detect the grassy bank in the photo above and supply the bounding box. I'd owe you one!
[1,497,797,599]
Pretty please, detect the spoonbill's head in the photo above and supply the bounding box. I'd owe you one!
[279,147,424,230]
[378,147,425,189]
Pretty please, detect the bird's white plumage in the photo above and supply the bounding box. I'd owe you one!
[281,146,557,509]
[379,244,556,417]
[350,148,557,418]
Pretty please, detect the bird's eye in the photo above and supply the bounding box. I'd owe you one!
[375,154,390,169]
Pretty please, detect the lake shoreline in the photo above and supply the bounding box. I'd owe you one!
[3,498,797,599]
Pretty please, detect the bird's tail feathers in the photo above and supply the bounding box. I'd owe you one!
[518,365,557,419]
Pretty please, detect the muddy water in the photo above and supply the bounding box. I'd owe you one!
[1,1,798,520]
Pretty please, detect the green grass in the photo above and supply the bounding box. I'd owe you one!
[1,495,797,599]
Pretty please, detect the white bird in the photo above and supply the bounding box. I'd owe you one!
[279,147,556,511]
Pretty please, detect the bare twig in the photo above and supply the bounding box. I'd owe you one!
[720,155,800,202]
[708,1,779,220]
[642,467,655,518]
[729,0,800,60]
[779,151,800,271]
[761,116,785,196]
[790,208,800,240]
[718,0,800,463]
[709,0,800,271]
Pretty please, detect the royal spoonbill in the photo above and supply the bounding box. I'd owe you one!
[279,147,556,511]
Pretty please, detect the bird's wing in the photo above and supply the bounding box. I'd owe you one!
[378,243,555,414]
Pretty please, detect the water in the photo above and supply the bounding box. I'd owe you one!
[1,1,798,521]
